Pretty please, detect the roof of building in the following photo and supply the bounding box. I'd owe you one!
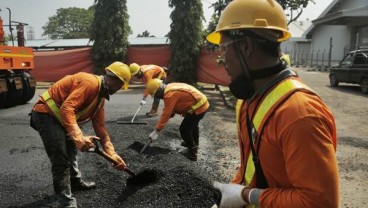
[305,0,368,39]
[25,37,170,49]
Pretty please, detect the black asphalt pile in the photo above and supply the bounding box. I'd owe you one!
[126,169,161,186]
[1,89,234,208]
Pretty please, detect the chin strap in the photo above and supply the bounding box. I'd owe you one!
[249,61,285,79]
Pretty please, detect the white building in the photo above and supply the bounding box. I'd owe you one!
[304,0,368,67]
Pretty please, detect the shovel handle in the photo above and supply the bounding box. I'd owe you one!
[97,150,136,176]
[91,139,136,176]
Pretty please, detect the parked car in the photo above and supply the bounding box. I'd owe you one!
[329,49,368,94]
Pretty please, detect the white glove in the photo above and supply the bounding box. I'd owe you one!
[149,130,159,141]
[213,181,247,208]
[140,99,146,106]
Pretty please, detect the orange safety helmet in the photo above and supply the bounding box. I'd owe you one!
[105,61,131,90]
[206,0,291,44]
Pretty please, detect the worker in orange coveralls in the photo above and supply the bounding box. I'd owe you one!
[207,0,339,207]
[145,78,209,161]
[129,63,168,117]
[30,62,132,208]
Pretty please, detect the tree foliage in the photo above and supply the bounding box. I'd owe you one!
[168,0,204,84]
[137,30,155,37]
[90,0,130,74]
[42,7,94,39]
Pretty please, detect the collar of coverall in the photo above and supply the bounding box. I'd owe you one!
[100,76,110,101]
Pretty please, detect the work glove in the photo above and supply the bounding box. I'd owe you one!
[67,124,100,152]
[213,181,247,208]
[112,154,127,171]
[149,130,159,141]
[140,99,147,106]
[76,135,100,152]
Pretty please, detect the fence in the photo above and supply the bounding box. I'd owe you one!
[287,46,356,70]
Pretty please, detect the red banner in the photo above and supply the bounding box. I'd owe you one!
[33,48,93,82]
[31,46,230,86]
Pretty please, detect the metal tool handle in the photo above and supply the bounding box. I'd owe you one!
[139,138,152,154]
[89,140,136,176]
[131,105,142,123]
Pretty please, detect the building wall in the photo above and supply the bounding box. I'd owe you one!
[310,25,350,65]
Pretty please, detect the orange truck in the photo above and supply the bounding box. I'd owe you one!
[0,14,35,108]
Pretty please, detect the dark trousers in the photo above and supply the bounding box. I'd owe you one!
[179,111,206,148]
[31,111,80,207]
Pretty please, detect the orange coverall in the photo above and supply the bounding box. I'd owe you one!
[141,65,167,98]
[155,83,209,131]
[33,72,109,139]
[232,77,339,207]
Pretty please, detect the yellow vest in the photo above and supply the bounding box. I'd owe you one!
[41,76,104,126]
[236,78,313,186]
[164,84,208,113]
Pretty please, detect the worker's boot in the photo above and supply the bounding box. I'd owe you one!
[71,178,96,192]
[180,146,198,161]
[146,103,159,117]
[54,179,77,208]
[180,141,189,147]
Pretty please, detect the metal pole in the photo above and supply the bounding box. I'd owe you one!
[5,7,14,46]
[328,37,333,67]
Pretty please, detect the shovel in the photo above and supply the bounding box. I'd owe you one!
[116,105,147,125]
[88,139,160,186]
[139,138,153,154]
[88,139,136,176]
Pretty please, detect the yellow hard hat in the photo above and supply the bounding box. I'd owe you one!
[206,0,291,44]
[105,61,131,90]
[146,78,163,96]
[129,63,140,76]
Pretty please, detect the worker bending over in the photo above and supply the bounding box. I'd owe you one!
[129,63,168,117]
[30,62,132,208]
[207,0,339,207]
[145,78,209,161]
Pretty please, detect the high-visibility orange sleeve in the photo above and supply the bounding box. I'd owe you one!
[155,89,202,130]
[142,65,167,98]
[233,91,339,207]
[33,73,102,142]
[92,99,109,139]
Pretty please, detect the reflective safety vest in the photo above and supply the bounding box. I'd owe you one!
[281,54,291,67]
[41,76,104,126]
[164,83,208,113]
[236,78,314,186]
[142,65,166,80]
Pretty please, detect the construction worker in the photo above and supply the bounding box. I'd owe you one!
[207,0,339,207]
[30,62,132,208]
[129,63,168,117]
[145,78,209,161]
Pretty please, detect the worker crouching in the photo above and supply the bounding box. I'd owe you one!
[146,78,209,161]
[129,63,168,117]
[30,61,132,208]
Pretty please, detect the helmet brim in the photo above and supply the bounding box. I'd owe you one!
[206,32,221,45]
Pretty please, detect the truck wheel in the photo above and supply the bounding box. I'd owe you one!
[329,74,339,87]
[0,78,7,108]
[361,78,368,94]
[19,72,36,104]
[4,76,23,107]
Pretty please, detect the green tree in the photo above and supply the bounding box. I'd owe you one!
[90,0,130,74]
[168,0,204,84]
[137,30,155,37]
[42,7,94,39]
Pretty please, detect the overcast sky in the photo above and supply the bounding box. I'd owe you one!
[0,0,333,40]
